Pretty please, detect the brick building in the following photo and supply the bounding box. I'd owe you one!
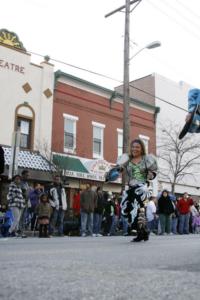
[52,70,158,195]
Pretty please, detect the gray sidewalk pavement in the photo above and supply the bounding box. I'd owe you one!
[0,234,200,300]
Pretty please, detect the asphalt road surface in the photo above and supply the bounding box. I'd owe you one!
[0,234,200,300]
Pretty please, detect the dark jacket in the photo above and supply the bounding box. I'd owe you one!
[103,200,115,218]
[94,191,104,214]
[158,195,175,215]
[80,189,97,213]
[29,189,41,208]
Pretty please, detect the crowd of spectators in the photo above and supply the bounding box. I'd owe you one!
[0,171,200,238]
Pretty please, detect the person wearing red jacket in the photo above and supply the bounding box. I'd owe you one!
[177,192,193,234]
[73,189,81,217]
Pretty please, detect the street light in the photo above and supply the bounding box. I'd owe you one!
[129,41,161,61]
[123,39,161,157]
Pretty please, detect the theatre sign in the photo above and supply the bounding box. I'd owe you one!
[0,59,25,74]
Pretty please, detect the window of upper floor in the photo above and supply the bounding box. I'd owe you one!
[92,121,105,159]
[117,128,123,158]
[17,117,32,149]
[63,113,79,154]
[15,104,35,150]
[139,134,150,154]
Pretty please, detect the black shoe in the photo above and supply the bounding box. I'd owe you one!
[131,236,143,242]
[8,232,17,237]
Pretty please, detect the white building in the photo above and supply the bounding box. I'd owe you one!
[129,73,200,196]
[0,29,54,152]
[0,29,55,179]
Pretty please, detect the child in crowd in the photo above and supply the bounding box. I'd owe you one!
[146,196,158,234]
[0,204,14,237]
[36,193,51,238]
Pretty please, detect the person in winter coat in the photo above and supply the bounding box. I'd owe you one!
[158,190,175,235]
[110,195,120,236]
[185,88,200,133]
[146,196,158,234]
[7,175,25,237]
[49,175,67,236]
[80,184,97,237]
[28,183,43,231]
[93,186,104,237]
[72,189,81,217]
[103,191,115,236]
[36,193,51,238]
[177,192,193,234]
[18,169,31,237]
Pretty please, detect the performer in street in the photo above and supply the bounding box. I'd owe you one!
[106,138,157,242]
[179,88,200,139]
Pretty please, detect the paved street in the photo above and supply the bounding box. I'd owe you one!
[0,234,200,300]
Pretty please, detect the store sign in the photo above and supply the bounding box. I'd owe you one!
[62,170,106,181]
[88,159,110,173]
[60,156,121,183]
[0,59,25,74]
[62,169,121,183]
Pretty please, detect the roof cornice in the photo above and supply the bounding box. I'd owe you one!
[54,70,158,112]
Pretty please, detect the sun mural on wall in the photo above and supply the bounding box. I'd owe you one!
[0,29,26,51]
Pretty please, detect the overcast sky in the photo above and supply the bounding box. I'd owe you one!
[1,0,200,91]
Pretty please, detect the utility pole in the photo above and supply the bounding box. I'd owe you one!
[105,0,141,188]
[123,0,130,155]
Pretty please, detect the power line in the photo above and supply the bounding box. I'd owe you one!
[175,0,200,22]
[161,0,200,33]
[29,50,121,83]
[28,49,188,113]
[147,0,200,42]
[129,83,187,112]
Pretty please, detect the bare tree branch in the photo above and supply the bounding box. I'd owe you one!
[157,122,200,193]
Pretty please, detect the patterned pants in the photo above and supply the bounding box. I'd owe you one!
[121,183,151,230]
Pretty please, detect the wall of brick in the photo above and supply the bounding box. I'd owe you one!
[52,80,156,164]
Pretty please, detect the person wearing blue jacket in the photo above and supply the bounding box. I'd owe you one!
[28,183,43,231]
[185,88,200,133]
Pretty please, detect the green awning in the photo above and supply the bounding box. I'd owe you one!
[53,154,89,173]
